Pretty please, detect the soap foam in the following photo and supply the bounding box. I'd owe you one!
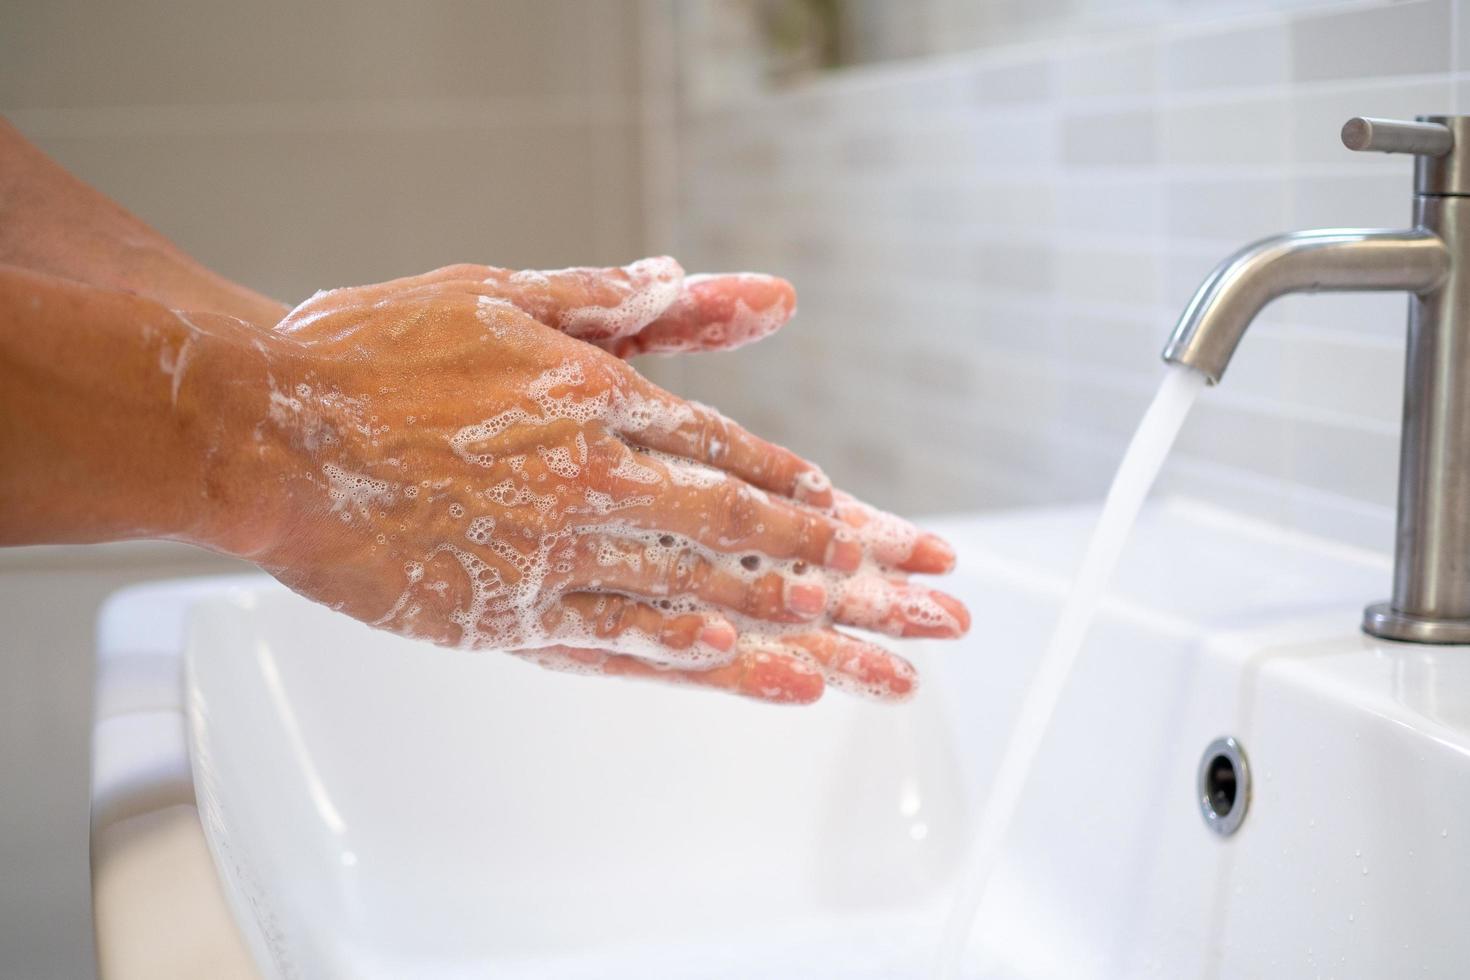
[555,256,682,340]
[298,349,931,700]
[322,462,396,522]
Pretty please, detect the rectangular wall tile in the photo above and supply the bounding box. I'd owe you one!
[672,0,1458,552]
[1291,0,1450,83]
[1162,97,1288,167]
[1061,109,1157,168]
[1164,18,1290,91]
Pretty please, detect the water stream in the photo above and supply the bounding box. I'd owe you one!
[933,364,1208,978]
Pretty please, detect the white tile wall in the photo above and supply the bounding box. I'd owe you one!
[2,0,650,304]
[655,0,1470,553]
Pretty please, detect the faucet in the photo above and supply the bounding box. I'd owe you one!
[1162,115,1470,644]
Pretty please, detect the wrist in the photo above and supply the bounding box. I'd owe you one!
[171,313,304,560]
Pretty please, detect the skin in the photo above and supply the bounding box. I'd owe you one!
[0,121,969,705]
[0,118,286,326]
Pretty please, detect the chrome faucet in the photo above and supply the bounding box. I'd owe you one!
[1162,115,1470,644]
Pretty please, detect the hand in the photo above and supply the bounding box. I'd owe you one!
[239,267,966,704]
[365,256,795,358]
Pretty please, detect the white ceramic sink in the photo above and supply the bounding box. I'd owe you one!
[92,498,1470,978]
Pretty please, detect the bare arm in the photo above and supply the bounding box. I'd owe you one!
[0,118,288,325]
[0,264,278,553]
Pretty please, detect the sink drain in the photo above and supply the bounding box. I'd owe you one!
[1198,736,1250,836]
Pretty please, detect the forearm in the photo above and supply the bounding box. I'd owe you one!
[0,265,281,555]
[0,118,288,326]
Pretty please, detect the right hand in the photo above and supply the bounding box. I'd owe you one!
[207,266,967,704]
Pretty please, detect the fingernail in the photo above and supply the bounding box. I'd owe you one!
[793,468,833,508]
[786,581,828,618]
[699,618,737,652]
[836,640,919,701]
[931,592,971,636]
[826,532,863,573]
[886,658,919,700]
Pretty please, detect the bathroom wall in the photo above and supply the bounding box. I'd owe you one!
[656,0,1466,553]
[0,3,653,976]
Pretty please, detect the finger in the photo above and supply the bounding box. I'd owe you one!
[782,628,918,702]
[551,532,829,623]
[833,574,971,638]
[833,489,957,574]
[584,455,860,571]
[610,375,835,509]
[516,643,825,705]
[607,272,796,357]
[541,592,737,667]
[484,256,685,342]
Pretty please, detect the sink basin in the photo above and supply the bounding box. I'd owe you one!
[185,578,964,978]
[92,498,1470,978]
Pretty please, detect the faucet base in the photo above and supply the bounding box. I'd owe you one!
[1362,602,1470,644]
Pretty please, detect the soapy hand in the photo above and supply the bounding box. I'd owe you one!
[242,265,967,704]
[383,256,797,358]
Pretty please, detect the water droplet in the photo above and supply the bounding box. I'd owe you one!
[1355,849,1361,857]
[1362,865,1369,875]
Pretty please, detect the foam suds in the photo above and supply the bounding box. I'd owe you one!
[159,315,199,407]
[637,272,793,354]
[474,295,517,338]
[834,491,921,566]
[281,337,945,700]
[553,256,683,340]
[321,462,397,523]
[538,445,581,479]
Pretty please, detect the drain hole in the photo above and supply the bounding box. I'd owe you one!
[1197,736,1250,836]
[1204,754,1237,817]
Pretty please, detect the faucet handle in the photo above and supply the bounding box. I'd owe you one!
[1341,116,1454,157]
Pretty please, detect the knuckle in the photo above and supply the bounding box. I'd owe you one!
[745,573,785,617]
[598,597,635,638]
[663,547,709,595]
[698,411,733,463]
[712,481,763,542]
[581,438,627,491]
[801,515,833,559]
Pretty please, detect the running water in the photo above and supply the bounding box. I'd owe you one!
[933,365,1208,978]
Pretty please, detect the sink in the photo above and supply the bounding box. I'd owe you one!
[185,578,964,978]
[91,498,1470,978]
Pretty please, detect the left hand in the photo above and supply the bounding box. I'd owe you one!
[352,256,796,358]
[247,266,965,705]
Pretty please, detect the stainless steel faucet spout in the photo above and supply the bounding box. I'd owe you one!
[1160,113,1470,644]
[1161,229,1450,383]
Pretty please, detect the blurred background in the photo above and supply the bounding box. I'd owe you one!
[2,0,1463,974]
